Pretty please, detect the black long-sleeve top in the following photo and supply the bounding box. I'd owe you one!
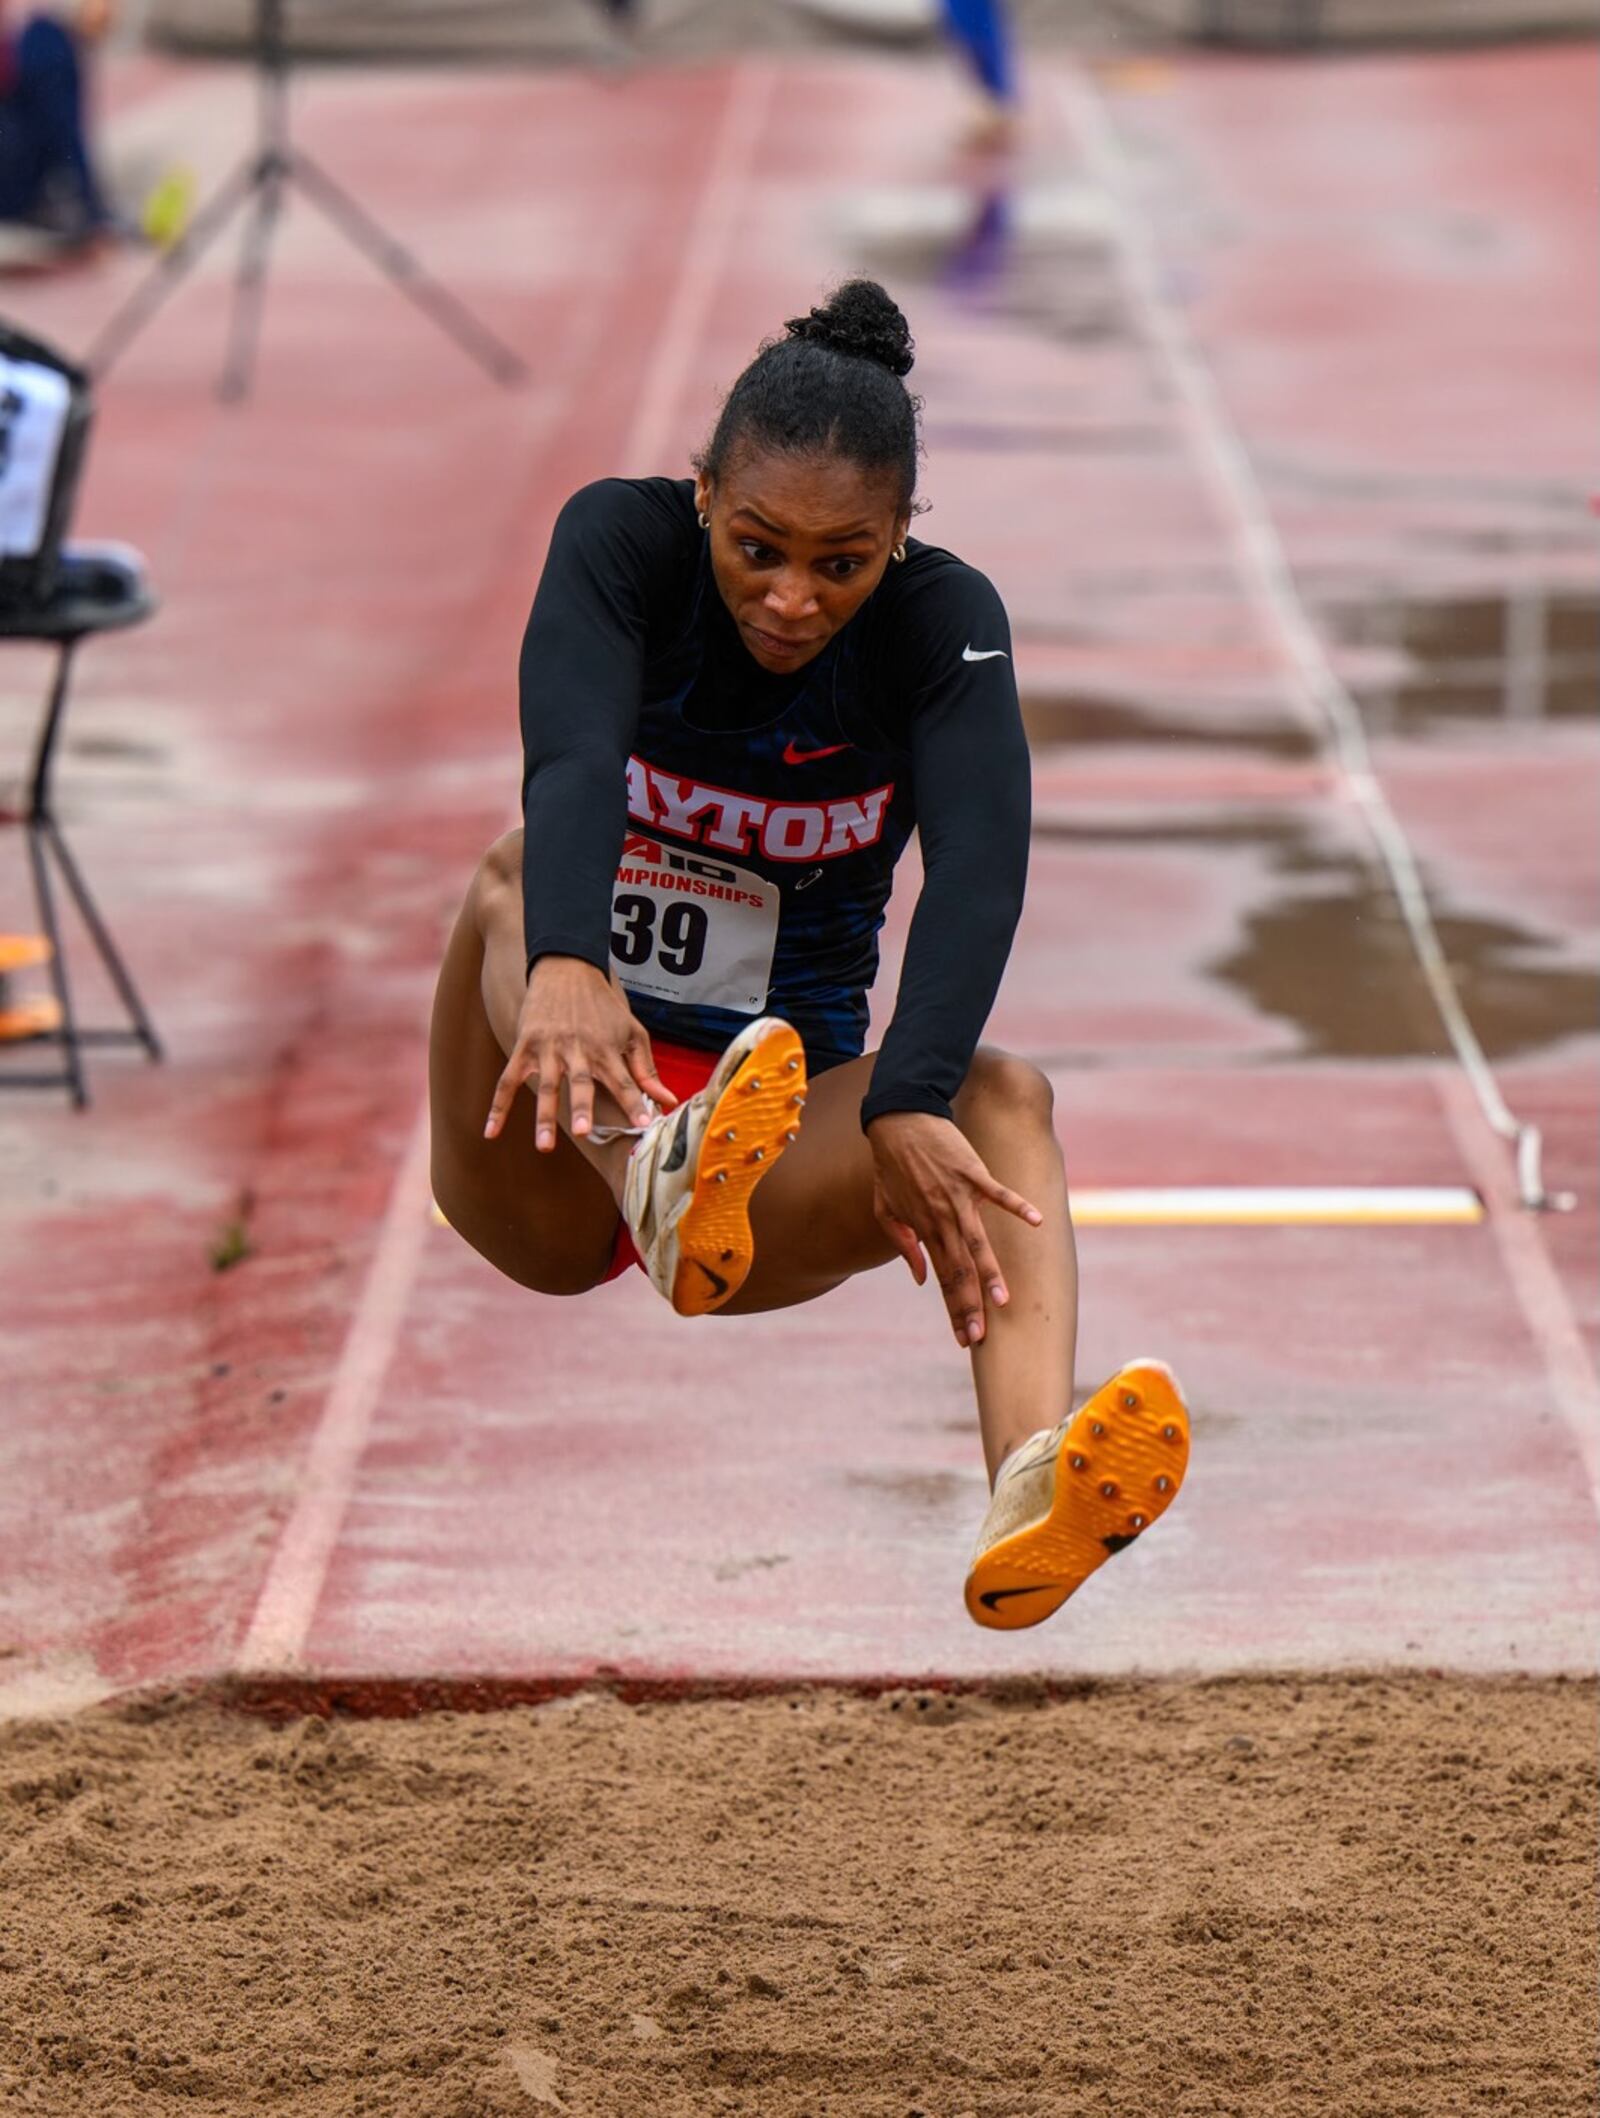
[519,476,1029,1129]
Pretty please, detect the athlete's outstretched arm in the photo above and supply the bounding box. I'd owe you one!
[859,567,1036,1341]
[518,481,662,975]
[489,482,688,1145]
[862,566,1030,1128]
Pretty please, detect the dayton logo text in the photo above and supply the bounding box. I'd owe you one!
[626,756,894,863]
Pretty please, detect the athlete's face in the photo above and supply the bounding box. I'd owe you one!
[695,450,910,676]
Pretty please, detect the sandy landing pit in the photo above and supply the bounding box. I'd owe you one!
[0,1675,1594,2115]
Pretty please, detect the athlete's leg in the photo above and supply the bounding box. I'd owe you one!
[726,1046,1076,1481]
[429,831,622,1293]
[951,1051,1077,1476]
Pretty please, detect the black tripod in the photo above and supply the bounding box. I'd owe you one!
[87,0,527,399]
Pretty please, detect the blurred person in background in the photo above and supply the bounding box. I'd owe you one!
[0,0,123,251]
[782,0,1019,145]
[942,0,1018,147]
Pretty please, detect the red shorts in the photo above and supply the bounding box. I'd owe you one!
[601,1037,719,1284]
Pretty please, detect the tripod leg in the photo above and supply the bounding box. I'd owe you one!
[220,154,287,403]
[40,817,164,1061]
[86,157,259,383]
[288,148,527,387]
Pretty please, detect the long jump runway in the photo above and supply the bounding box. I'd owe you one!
[0,39,1595,1709]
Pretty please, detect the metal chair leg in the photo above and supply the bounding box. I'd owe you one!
[39,815,163,1061]
[6,636,165,1100]
[24,820,87,1107]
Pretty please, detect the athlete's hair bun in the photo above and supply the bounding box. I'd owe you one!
[699,279,922,507]
[784,280,915,379]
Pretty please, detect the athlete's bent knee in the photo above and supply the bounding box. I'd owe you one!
[427,1148,481,1254]
[471,828,524,921]
[957,1046,1055,1129]
[430,1146,615,1298]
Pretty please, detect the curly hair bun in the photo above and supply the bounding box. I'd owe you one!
[783,280,915,379]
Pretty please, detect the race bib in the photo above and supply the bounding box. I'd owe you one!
[610,832,777,1014]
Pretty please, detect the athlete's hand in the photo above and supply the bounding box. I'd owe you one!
[866,1112,1043,1350]
[484,956,677,1151]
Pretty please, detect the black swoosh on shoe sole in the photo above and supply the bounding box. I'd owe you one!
[978,1583,1060,1612]
[692,1258,730,1300]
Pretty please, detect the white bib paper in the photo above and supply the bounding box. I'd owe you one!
[610,832,777,1014]
[0,359,70,559]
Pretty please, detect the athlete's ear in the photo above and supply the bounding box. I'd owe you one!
[693,474,713,524]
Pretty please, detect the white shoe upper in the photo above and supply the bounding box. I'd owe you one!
[619,1019,781,1303]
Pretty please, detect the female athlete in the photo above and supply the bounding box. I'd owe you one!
[429,280,1188,1631]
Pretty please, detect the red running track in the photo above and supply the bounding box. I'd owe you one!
[0,40,1594,1711]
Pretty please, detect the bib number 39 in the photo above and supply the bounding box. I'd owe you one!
[611,892,708,978]
[610,834,778,1013]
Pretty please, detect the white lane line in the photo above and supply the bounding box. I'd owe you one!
[239,1112,433,1671]
[1435,1068,1600,1516]
[236,64,770,1674]
[619,62,776,476]
[1074,1186,1484,1226]
[1052,62,1553,1211]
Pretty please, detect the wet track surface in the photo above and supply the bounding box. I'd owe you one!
[0,38,1593,1706]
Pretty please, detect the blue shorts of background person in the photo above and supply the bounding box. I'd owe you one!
[941,0,1016,106]
[0,11,113,238]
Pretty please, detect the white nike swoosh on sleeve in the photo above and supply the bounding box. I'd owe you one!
[962,645,1010,662]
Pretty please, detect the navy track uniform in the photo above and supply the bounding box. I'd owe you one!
[520,477,1029,1129]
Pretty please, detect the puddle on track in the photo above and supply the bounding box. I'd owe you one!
[851,186,1596,1050]
[1031,812,1599,1060]
[1020,688,1316,757]
[1325,585,1599,733]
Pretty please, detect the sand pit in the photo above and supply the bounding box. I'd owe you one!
[1,1676,1594,2115]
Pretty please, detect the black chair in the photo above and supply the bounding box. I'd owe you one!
[0,543,162,1105]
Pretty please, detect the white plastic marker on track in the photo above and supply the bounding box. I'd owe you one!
[238,62,777,1674]
[1435,1068,1600,1515]
[1051,63,1561,1217]
[1073,1187,1483,1228]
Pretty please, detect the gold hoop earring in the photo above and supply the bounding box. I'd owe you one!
[697,511,712,531]
[891,542,907,563]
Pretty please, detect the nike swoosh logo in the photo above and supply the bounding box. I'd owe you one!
[692,1257,730,1300]
[978,1583,1059,1612]
[782,739,852,765]
[962,646,1009,663]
